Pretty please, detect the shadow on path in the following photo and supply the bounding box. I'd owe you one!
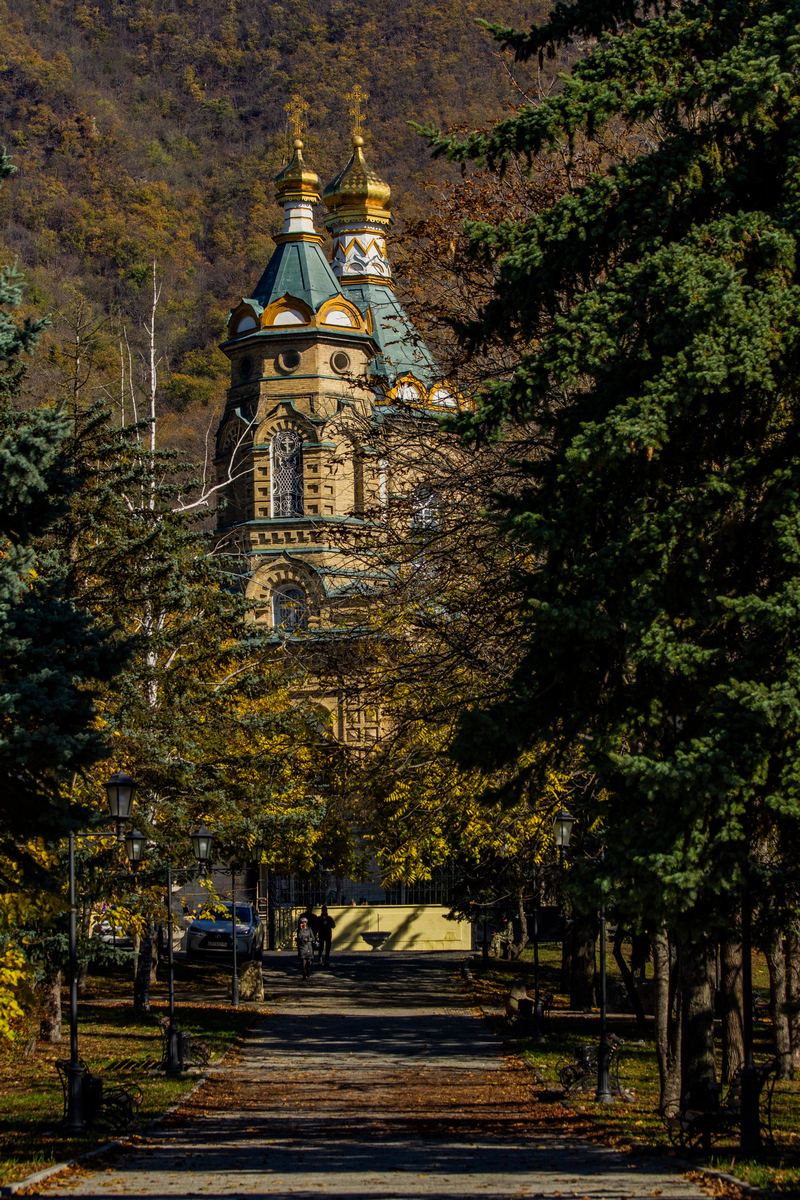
[41,953,705,1200]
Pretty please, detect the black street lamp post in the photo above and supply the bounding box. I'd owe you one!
[590,832,613,1105]
[214,861,242,1008]
[552,808,613,1103]
[551,806,575,1051]
[595,879,613,1104]
[64,830,82,1136]
[165,862,179,1073]
[64,772,137,1136]
[531,866,545,1044]
[740,865,761,1154]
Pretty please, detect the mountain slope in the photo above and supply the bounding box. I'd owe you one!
[0,0,544,454]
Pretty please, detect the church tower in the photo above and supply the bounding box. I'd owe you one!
[214,93,438,653]
[322,85,438,397]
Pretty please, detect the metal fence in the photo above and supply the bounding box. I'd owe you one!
[266,866,456,910]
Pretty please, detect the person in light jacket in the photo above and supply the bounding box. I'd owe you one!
[296,917,315,980]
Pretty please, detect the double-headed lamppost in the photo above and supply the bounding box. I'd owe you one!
[122,825,213,1074]
[187,829,239,1006]
[64,771,137,1136]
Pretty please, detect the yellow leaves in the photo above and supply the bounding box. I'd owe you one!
[182,66,204,103]
[0,946,32,1042]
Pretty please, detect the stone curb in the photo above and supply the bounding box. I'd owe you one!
[0,1017,263,1196]
[693,1166,783,1200]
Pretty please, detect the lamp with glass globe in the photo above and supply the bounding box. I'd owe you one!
[191,826,213,871]
[553,808,574,861]
[104,771,137,840]
[124,827,147,872]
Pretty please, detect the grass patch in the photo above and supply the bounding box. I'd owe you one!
[0,958,258,1186]
[468,946,800,1195]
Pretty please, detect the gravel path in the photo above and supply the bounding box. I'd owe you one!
[42,952,707,1200]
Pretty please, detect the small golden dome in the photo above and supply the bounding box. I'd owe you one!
[275,137,322,204]
[323,137,392,227]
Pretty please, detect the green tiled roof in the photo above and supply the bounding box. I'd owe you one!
[342,282,438,385]
[251,240,341,313]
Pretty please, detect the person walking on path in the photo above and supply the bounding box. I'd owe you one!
[301,903,320,937]
[296,917,315,980]
[317,905,336,966]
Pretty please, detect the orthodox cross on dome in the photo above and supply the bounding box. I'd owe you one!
[285,94,310,141]
[346,84,368,140]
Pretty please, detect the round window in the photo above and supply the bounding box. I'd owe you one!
[238,356,253,381]
[278,350,301,373]
[331,350,351,374]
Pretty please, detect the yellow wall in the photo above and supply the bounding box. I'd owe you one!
[282,904,472,952]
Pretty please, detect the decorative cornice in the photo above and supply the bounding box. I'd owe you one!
[339,273,395,290]
[273,232,326,246]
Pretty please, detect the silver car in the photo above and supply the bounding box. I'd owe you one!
[184,902,264,961]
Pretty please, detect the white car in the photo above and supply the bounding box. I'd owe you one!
[184,903,264,961]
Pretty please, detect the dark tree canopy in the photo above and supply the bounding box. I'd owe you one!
[422,0,800,931]
[0,154,126,838]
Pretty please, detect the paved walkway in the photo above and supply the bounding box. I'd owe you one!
[43,953,707,1199]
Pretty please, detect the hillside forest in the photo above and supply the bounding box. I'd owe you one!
[0,0,544,462]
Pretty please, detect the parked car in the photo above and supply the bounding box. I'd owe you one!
[92,913,134,950]
[184,903,264,961]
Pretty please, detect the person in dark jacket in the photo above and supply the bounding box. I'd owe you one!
[317,905,336,966]
[296,917,315,979]
[301,904,321,937]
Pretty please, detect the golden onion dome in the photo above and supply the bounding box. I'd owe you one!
[323,136,392,227]
[275,137,322,205]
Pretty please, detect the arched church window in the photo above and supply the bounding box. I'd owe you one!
[271,430,304,517]
[410,484,440,531]
[272,587,307,632]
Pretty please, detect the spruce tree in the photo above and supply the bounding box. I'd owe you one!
[423,0,800,937]
[0,153,125,845]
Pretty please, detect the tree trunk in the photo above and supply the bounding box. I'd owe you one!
[40,967,62,1043]
[571,906,596,1011]
[613,925,648,1036]
[764,924,792,1079]
[511,886,528,960]
[680,936,716,1100]
[134,930,152,1012]
[786,925,800,1072]
[653,927,681,1113]
[720,931,745,1084]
